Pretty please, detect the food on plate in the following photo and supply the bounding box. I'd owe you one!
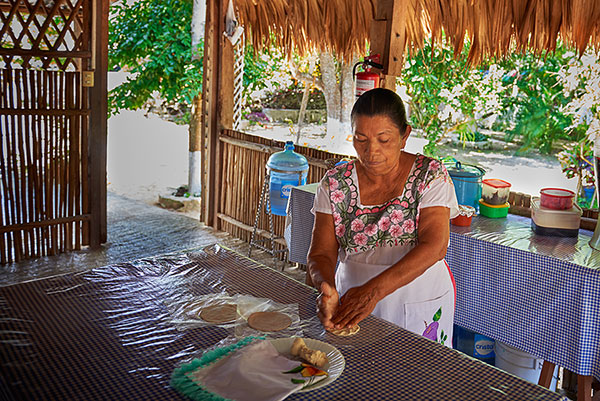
[327,325,360,337]
[199,304,238,323]
[247,311,292,332]
[290,337,328,368]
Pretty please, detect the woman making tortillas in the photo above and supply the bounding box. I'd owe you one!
[307,88,459,345]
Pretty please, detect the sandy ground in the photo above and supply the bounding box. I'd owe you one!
[107,72,576,206]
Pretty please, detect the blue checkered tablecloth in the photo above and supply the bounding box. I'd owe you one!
[447,216,600,381]
[0,245,567,400]
[288,184,600,381]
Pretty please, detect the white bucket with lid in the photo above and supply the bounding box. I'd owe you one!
[495,341,559,391]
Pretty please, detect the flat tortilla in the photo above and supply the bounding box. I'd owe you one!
[247,311,292,332]
[327,325,360,337]
[199,304,238,324]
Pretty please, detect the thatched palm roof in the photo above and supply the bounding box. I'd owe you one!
[237,0,600,65]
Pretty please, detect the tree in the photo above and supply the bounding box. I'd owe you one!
[109,0,202,118]
[319,52,358,151]
[109,0,278,195]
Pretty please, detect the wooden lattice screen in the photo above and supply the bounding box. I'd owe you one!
[0,0,96,263]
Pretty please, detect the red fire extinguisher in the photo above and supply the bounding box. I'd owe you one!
[353,54,383,99]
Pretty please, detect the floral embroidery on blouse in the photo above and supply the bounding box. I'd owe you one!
[326,155,452,254]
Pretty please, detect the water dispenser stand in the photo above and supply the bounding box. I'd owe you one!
[248,173,288,269]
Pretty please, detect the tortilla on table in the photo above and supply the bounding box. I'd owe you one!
[327,325,360,336]
[247,311,292,332]
[199,304,239,324]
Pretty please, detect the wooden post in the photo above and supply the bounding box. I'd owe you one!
[370,0,408,85]
[88,0,109,246]
[538,361,555,388]
[200,0,234,228]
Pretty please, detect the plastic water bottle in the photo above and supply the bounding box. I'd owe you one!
[266,141,309,216]
[453,324,495,365]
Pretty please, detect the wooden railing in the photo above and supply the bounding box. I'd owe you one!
[217,130,348,257]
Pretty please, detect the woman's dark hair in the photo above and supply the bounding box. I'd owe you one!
[351,88,408,135]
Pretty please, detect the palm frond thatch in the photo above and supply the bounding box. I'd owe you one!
[236,0,600,65]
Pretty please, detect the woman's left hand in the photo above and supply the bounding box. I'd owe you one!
[331,283,380,329]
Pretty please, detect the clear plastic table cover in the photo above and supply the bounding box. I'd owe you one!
[0,245,568,400]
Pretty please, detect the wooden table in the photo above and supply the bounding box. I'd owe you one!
[0,245,569,400]
[287,183,600,400]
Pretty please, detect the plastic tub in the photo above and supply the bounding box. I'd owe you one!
[482,179,511,205]
[479,199,509,218]
[495,341,559,391]
[539,188,575,210]
[451,205,477,226]
[531,197,581,237]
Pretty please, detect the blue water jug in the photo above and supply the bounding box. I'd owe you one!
[267,141,309,216]
[445,161,485,211]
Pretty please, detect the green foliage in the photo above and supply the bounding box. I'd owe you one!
[400,40,473,155]
[108,0,202,115]
[498,47,586,153]
[109,0,282,121]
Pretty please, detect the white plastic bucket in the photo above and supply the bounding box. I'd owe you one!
[495,341,559,391]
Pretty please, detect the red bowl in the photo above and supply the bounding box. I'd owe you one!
[451,214,473,227]
[540,188,575,210]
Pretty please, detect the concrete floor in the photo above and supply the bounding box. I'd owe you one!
[0,191,306,287]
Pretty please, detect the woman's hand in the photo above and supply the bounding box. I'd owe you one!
[331,283,380,329]
[317,282,339,329]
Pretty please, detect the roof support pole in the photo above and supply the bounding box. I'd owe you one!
[371,0,408,88]
[88,0,109,247]
[200,0,234,227]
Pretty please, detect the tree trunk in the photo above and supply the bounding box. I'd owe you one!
[296,81,311,144]
[191,0,206,61]
[189,0,206,195]
[188,94,202,196]
[319,52,359,153]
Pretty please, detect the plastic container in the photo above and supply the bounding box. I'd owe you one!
[495,341,559,391]
[531,197,581,237]
[539,188,575,210]
[451,205,477,227]
[479,199,509,218]
[266,141,309,216]
[453,325,495,366]
[482,179,511,205]
[445,161,486,211]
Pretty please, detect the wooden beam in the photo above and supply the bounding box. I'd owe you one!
[201,0,234,229]
[577,375,593,401]
[217,213,287,248]
[212,0,235,230]
[88,0,108,247]
[218,134,329,170]
[387,0,408,76]
[0,108,90,116]
[200,0,219,226]
[537,361,555,388]
[0,48,92,59]
[371,0,407,77]
[0,215,91,233]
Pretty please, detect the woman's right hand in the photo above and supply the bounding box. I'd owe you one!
[317,281,339,330]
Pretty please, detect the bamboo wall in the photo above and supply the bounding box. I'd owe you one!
[0,69,90,263]
[218,129,349,257]
[1,0,96,263]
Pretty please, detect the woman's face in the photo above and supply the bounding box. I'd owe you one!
[353,114,410,175]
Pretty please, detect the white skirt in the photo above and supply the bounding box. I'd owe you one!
[336,258,455,347]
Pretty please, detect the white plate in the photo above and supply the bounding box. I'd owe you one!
[269,337,345,392]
